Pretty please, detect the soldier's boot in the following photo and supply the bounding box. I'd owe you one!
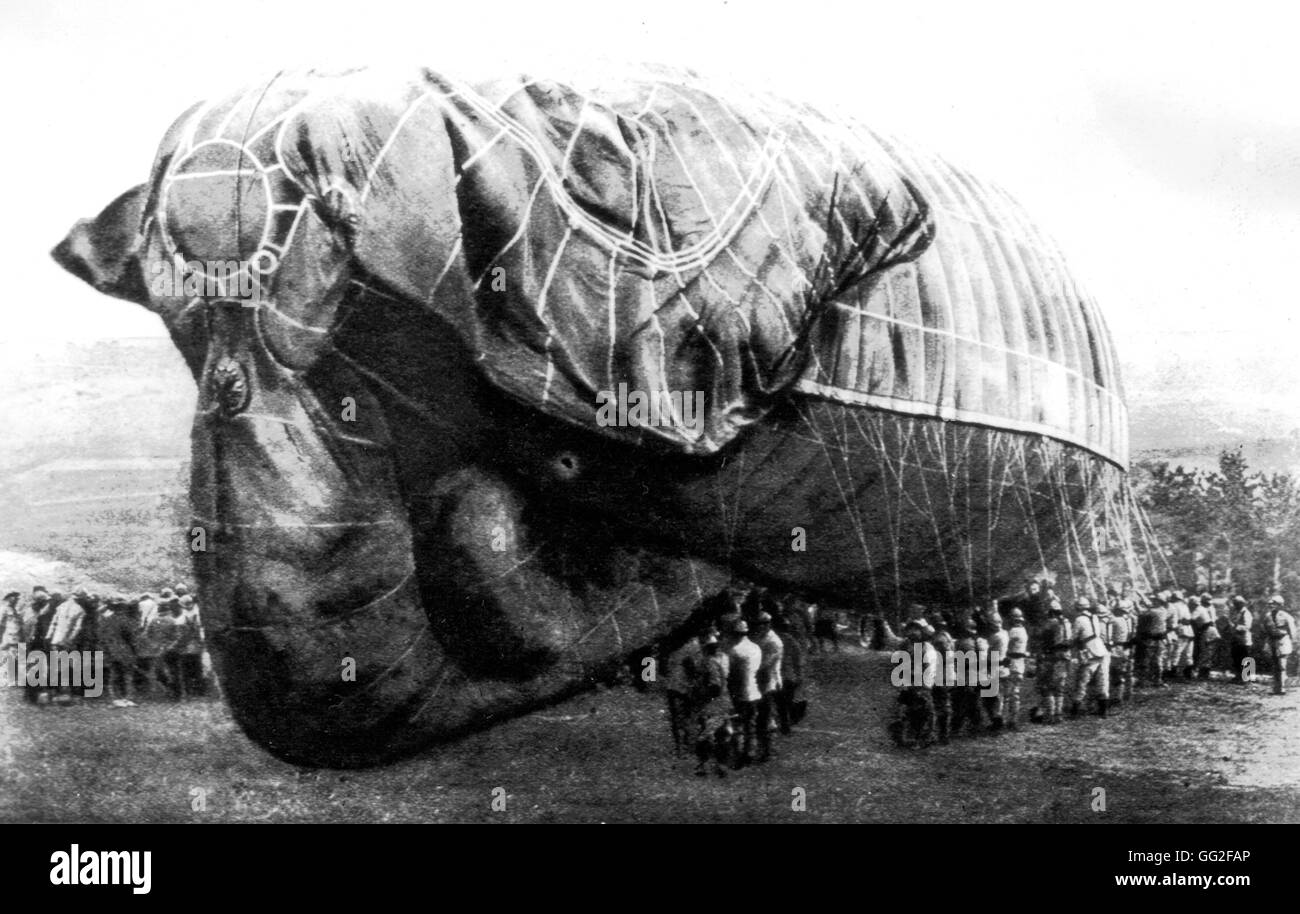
[935,712,950,745]
[1095,699,1109,717]
[1048,697,1063,724]
[1197,667,1211,680]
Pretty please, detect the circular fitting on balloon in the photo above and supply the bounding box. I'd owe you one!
[552,451,582,481]
[211,357,251,416]
[249,250,279,275]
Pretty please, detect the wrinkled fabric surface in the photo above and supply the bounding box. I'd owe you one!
[141,64,1127,466]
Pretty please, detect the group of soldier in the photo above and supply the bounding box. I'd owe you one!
[661,587,811,777]
[890,579,1298,748]
[0,584,209,706]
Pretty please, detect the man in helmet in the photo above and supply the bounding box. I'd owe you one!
[1228,595,1254,684]
[1108,599,1136,705]
[951,618,981,736]
[691,629,731,777]
[1004,607,1029,729]
[47,588,91,703]
[1137,593,1169,688]
[725,619,762,767]
[1191,594,1220,680]
[1167,590,1195,680]
[1070,597,1110,718]
[1262,595,1295,696]
[1036,600,1072,724]
[889,618,936,748]
[664,628,704,756]
[979,607,1008,733]
[927,609,955,743]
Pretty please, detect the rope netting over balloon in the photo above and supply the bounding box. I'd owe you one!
[698,398,1171,619]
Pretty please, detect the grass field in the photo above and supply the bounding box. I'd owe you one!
[2,646,1298,823]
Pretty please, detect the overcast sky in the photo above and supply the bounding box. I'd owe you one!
[4,0,1298,428]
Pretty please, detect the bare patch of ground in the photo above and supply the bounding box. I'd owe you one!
[1,646,1296,823]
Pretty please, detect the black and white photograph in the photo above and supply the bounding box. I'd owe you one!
[1,0,1296,847]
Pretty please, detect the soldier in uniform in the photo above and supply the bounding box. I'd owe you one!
[980,608,1009,733]
[951,618,981,736]
[889,618,936,748]
[1191,594,1220,680]
[1036,601,1072,724]
[1262,595,1295,696]
[47,588,90,703]
[1108,599,1136,706]
[0,592,21,655]
[773,613,806,733]
[1070,597,1110,717]
[97,596,138,706]
[664,631,704,755]
[751,611,783,762]
[1004,607,1029,730]
[20,588,54,704]
[927,609,955,743]
[691,631,731,777]
[726,619,762,768]
[1167,590,1195,680]
[1137,593,1169,688]
[1228,595,1254,684]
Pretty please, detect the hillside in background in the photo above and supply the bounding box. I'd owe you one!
[0,338,192,591]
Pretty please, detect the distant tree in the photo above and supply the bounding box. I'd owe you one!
[1136,448,1300,602]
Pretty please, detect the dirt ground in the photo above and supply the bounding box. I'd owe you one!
[1,645,1297,823]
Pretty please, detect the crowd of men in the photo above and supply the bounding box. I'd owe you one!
[661,587,814,777]
[0,584,209,706]
[888,580,1298,748]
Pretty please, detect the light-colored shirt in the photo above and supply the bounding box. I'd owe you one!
[1108,614,1133,651]
[1073,612,1110,659]
[1006,624,1029,675]
[1264,609,1296,656]
[48,599,86,649]
[138,598,159,629]
[727,636,762,703]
